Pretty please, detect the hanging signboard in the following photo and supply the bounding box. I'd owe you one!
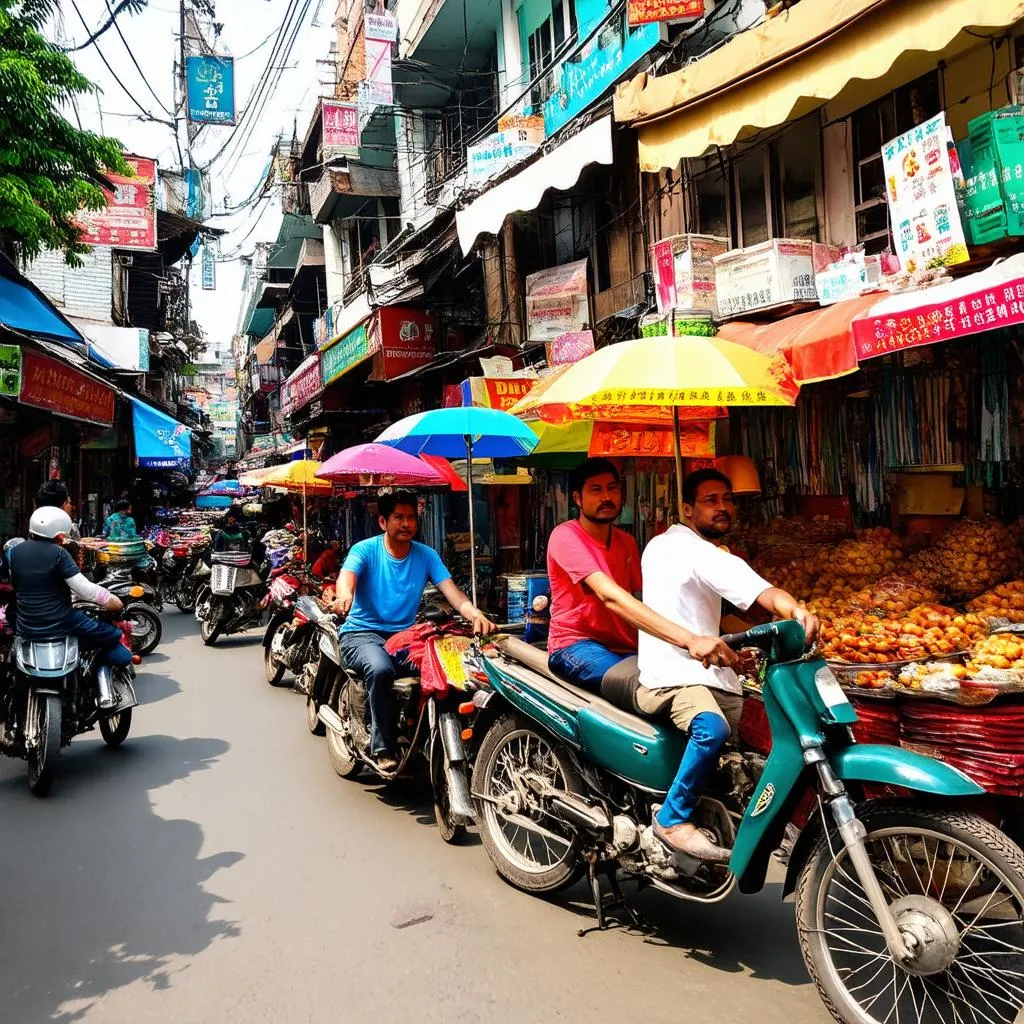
[882,112,969,274]
[365,11,398,41]
[321,324,372,386]
[186,56,236,125]
[589,420,716,459]
[322,100,361,159]
[75,155,157,250]
[526,260,590,342]
[369,308,436,381]
[19,349,115,426]
[281,353,323,418]
[546,330,595,366]
[460,377,537,411]
[0,344,21,397]
[202,243,216,290]
[364,13,396,108]
[627,0,704,26]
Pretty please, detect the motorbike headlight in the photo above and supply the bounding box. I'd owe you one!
[128,586,145,598]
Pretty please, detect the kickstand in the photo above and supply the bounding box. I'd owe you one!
[577,863,650,938]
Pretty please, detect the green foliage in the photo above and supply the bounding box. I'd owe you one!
[0,0,133,264]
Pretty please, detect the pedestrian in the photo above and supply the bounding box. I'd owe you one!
[102,500,139,541]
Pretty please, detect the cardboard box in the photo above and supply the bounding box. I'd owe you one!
[713,238,827,317]
[651,234,728,314]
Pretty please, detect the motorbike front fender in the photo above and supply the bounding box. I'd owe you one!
[262,608,291,648]
[833,744,984,796]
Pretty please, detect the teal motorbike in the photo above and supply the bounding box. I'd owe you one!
[473,620,1024,1024]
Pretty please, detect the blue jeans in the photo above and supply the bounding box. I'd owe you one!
[548,640,632,693]
[67,610,133,668]
[338,631,413,756]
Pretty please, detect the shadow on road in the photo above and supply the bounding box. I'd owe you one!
[0,733,242,1022]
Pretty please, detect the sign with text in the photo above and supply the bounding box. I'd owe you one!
[321,324,372,386]
[19,348,115,426]
[365,11,398,41]
[186,56,236,125]
[370,307,436,381]
[628,0,704,26]
[526,260,589,342]
[281,353,323,418]
[75,154,157,250]
[546,330,595,366]
[322,100,360,158]
[588,420,715,459]
[882,112,968,273]
[202,242,216,290]
[461,377,537,411]
[364,13,395,108]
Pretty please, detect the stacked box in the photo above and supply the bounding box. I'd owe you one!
[651,234,728,315]
[713,238,820,318]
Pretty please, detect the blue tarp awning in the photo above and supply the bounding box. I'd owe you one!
[131,398,193,469]
[0,260,84,343]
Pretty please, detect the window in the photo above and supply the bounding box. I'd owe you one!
[852,71,942,254]
[523,0,578,109]
[776,117,821,239]
[736,150,770,246]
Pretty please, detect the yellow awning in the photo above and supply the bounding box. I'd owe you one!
[615,0,1024,171]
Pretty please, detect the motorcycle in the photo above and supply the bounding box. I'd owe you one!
[160,535,208,613]
[1,606,138,795]
[176,547,211,614]
[472,620,1024,1024]
[102,570,162,656]
[261,569,326,692]
[315,617,485,845]
[195,550,267,646]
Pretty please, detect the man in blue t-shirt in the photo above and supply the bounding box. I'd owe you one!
[334,490,494,771]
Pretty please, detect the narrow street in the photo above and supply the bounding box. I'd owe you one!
[0,612,827,1024]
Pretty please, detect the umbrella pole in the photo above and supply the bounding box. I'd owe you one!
[465,435,478,608]
[672,406,685,524]
[302,473,308,563]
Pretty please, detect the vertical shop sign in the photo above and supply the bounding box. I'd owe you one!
[201,242,216,290]
[364,12,396,107]
[75,155,157,250]
[882,112,969,273]
[186,56,236,125]
[0,344,21,397]
[322,101,361,158]
[627,0,704,26]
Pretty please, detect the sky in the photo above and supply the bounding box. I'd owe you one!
[51,0,335,354]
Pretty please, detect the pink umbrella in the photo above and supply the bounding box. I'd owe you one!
[315,443,452,488]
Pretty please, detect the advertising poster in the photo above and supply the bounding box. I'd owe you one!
[75,155,157,250]
[186,56,236,125]
[323,101,360,159]
[525,260,590,342]
[882,112,969,273]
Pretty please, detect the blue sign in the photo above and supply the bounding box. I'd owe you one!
[542,13,659,137]
[131,398,192,469]
[202,244,216,290]
[186,56,235,125]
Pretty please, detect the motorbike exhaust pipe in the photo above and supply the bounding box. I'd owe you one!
[437,712,475,821]
[549,791,612,834]
[317,705,345,736]
[96,665,116,709]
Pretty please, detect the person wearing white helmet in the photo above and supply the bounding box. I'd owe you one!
[8,508,132,699]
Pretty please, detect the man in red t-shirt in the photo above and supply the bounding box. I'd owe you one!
[546,458,733,694]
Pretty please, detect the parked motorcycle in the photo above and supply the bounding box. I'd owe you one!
[177,548,210,614]
[103,570,163,656]
[195,550,266,646]
[160,535,208,613]
[472,620,1024,1024]
[262,570,326,693]
[1,606,138,795]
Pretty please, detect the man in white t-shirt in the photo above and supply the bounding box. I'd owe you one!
[638,469,818,862]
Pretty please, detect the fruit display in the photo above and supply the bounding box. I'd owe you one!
[750,543,826,601]
[967,580,1024,623]
[850,669,896,689]
[812,528,904,597]
[906,516,1021,601]
[897,662,968,691]
[967,633,1024,673]
[820,603,986,664]
[842,572,943,617]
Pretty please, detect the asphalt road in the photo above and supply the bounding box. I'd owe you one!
[0,612,829,1024]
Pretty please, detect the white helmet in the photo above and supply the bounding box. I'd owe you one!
[29,506,73,541]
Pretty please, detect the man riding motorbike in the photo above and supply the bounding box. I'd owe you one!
[637,468,818,862]
[213,509,250,555]
[332,490,495,773]
[546,458,734,696]
[9,508,132,707]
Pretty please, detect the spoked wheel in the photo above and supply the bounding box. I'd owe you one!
[797,803,1024,1024]
[99,709,132,747]
[27,693,61,796]
[126,603,162,656]
[200,603,223,647]
[431,735,468,845]
[472,714,583,894]
[175,581,196,614]
[325,685,362,779]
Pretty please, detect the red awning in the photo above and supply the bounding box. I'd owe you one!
[716,294,879,384]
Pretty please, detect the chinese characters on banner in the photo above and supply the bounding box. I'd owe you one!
[322,100,360,159]
[853,275,1024,360]
[588,420,715,459]
[627,0,704,27]
[75,155,157,250]
[461,377,537,411]
[525,260,590,342]
[18,349,116,426]
[546,330,595,366]
[201,243,216,290]
[185,56,235,125]
[364,12,396,107]
[882,112,969,273]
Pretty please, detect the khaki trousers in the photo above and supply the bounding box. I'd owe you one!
[635,684,743,738]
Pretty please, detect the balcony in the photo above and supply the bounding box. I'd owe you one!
[309,164,401,225]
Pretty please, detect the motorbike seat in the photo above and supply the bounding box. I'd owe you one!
[393,676,419,697]
[494,637,657,741]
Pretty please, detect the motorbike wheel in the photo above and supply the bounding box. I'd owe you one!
[126,603,162,656]
[27,693,61,797]
[175,580,195,614]
[430,735,468,845]
[472,713,584,894]
[201,603,224,647]
[264,624,287,686]
[326,684,362,779]
[99,709,132,747]
[796,801,1024,1024]
[306,696,325,736]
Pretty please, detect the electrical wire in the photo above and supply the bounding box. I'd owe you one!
[102,0,176,117]
[61,0,147,52]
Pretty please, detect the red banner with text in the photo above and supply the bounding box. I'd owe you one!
[19,349,116,426]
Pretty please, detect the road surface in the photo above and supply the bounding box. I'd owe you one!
[0,612,829,1023]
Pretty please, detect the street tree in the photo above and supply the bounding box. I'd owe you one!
[0,0,133,264]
